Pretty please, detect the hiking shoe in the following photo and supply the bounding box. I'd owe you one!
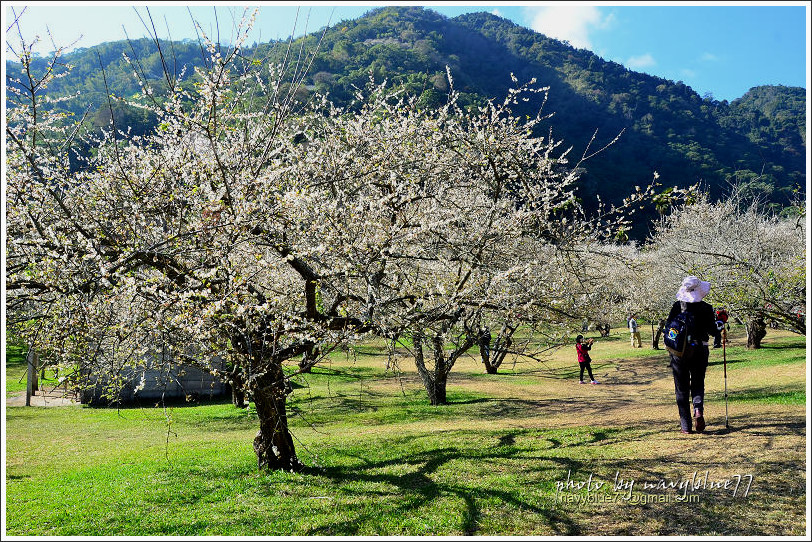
[579,380,585,384]
[680,428,693,434]
[694,410,706,433]
[590,380,599,384]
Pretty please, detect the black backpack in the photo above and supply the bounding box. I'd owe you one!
[664,302,696,358]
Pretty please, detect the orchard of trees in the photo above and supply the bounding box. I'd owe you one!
[5,9,805,472]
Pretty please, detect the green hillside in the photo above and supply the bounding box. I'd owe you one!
[6,6,805,234]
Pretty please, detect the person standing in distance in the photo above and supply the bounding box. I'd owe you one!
[629,314,642,348]
[713,308,729,349]
[666,276,721,434]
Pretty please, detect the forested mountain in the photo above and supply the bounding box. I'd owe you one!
[7,6,805,234]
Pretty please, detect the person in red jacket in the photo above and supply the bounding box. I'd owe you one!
[575,335,599,384]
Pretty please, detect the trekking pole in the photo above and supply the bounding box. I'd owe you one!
[723,327,729,429]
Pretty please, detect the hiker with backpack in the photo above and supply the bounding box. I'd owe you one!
[663,276,722,434]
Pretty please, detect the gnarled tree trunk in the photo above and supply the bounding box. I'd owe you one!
[413,333,447,405]
[232,327,304,472]
[746,315,767,349]
[424,373,447,405]
[412,331,474,405]
[249,361,301,471]
[478,324,515,374]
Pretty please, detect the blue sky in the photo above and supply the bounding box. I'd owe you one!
[3,2,809,102]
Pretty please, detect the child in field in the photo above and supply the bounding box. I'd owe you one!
[575,335,599,384]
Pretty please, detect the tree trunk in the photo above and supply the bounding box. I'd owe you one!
[412,333,448,405]
[249,363,301,471]
[230,369,245,408]
[652,319,665,350]
[482,337,512,374]
[298,344,319,374]
[746,316,767,349]
[477,328,497,374]
[477,324,515,374]
[426,377,447,405]
[26,350,36,406]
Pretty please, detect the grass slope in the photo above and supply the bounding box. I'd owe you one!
[4,326,807,535]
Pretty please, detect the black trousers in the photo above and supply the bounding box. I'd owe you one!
[670,346,709,431]
[579,362,594,381]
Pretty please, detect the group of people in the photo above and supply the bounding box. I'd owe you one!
[576,276,726,434]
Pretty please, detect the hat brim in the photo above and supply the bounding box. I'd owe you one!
[676,280,711,302]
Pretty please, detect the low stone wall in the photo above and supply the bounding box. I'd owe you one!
[79,361,228,405]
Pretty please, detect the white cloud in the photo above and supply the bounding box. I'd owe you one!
[699,52,719,62]
[524,6,612,50]
[626,53,656,70]
[681,68,697,78]
[491,8,503,18]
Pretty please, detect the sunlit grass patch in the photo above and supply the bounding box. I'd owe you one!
[5,327,806,536]
[5,342,27,395]
[728,388,805,405]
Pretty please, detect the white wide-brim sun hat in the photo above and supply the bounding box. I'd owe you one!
[676,275,711,303]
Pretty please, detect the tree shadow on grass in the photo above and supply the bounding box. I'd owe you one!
[463,396,632,421]
[720,417,806,437]
[446,397,490,405]
[707,357,748,367]
[117,413,804,536]
[289,415,805,536]
[725,387,805,406]
[80,395,236,410]
[291,391,636,426]
[299,445,583,536]
[758,341,806,351]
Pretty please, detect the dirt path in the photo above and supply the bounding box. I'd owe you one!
[6,389,78,407]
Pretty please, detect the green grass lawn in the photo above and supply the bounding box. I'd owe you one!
[4,326,807,535]
[5,343,27,396]
[5,342,65,398]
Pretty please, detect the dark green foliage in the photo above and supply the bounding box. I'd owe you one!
[90,100,156,137]
[7,7,804,236]
[9,39,204,112]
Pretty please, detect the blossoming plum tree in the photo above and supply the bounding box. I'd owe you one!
[7,12,357,470]
[646,190,805,348]
[6,12,651,468]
